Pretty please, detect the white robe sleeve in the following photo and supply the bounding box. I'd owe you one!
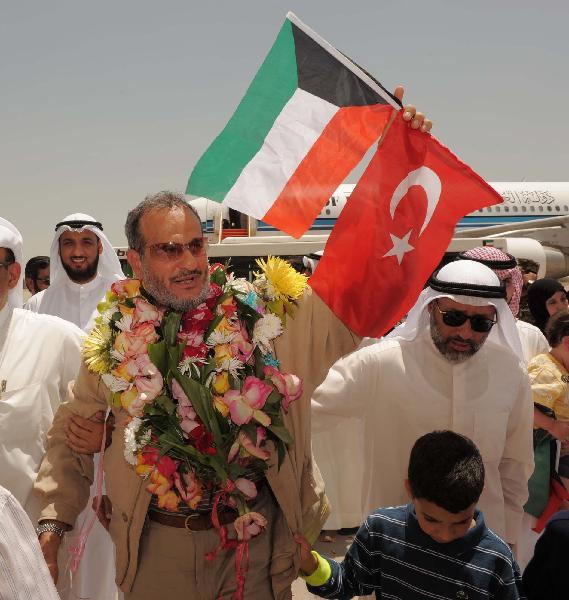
[0,488,61,600]
[311,345,377,434]
[57,324,83,409]
[499,371,535,545]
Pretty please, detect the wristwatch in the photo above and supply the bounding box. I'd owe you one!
[36,521,66,538]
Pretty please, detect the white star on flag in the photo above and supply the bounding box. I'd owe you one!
[383,230,414,264]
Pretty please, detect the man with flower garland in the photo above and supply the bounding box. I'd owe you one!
[33,191,361,599]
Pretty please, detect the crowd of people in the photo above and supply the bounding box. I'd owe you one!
[1,105,569,600]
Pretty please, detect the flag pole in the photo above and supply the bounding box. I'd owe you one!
[375,107,399,151]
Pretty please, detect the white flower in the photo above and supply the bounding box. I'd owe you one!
[252,313,283,354]
[179,356,203,377]
[206,328,235,347]
[115,313,134,332]
[218,357,245,379]
[101,373,130,393]
[225,273,252,296]
[123,418,151,465]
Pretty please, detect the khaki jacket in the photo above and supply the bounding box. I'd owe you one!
[34,289,359,598]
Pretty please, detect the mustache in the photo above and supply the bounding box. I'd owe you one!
[447,336,476,349]
[170,269,204,282]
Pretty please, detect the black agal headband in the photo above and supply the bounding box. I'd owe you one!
[456,251,517,271]
[428,271,507,299]
[55,220,103,232]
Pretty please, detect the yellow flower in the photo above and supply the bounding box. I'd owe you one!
[120,387,139,413]
[119,304,135,316]
[113,360,134,382]
[212,372,230,395]
[156,490,180,512]
[214,344,233,367]
[255,256,307,302]
[213,395,229,418]
[83,324,113,374]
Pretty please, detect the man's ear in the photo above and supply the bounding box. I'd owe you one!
[403,479,413,500]
[7,262,21,290]
[127,249,142,279]
[98,239,103,256]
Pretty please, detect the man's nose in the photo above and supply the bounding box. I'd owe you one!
[455,320,474,339]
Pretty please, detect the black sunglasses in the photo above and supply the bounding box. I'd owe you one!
[434,300,497,333]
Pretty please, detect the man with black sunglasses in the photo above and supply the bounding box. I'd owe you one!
[313,259,534,549]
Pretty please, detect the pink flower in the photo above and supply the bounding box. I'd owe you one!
[133,354,163,403]
[178,329,204,348]
[235,478,257,500]
[114,323,159,358]
[205,283,223,309]
[133,297,163,326]
[182,342,209,362]
[174,471,204,509]
[234,512,268,541]
[264,366,303,412]
[171,379,200,435]
[155,455,178,480]
[223,376,272,426]
[230,325,254,363]
[228,428,270,462]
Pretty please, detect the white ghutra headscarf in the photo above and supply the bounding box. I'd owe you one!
[0,217,24,309]
[385,260,524,361]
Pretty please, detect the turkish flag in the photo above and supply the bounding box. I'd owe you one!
[309,113,503,338]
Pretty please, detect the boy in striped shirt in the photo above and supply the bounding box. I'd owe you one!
[296,430,525,599]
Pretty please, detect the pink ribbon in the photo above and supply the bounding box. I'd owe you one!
[68,407,111,572]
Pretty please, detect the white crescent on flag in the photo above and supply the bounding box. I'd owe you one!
[383,166,443,264]
[389,166,442,235]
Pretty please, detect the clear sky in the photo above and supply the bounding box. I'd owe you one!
[1,0,568,259]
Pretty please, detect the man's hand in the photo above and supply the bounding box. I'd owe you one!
[38,531,63,584]
[394,85,432,133]
[294,533,318,575]
[66,410,115,454]
[93,495,113,531]
[549,420,569,443]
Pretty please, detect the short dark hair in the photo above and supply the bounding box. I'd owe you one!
[25,255,50,279]
[125,191,202,254]
[408,430,485,513]
[0,247,15,264]
[545,311,569,347]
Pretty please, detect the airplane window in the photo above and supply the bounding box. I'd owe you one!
[522,206,527,212]
[538,206,544,212]
[504,206,510,212]
[565,205,569,211]
[495,206,501,212]
[547,206,553,212]
[487,206,492,213]
[556,206,561,212]
[513,206,519,212]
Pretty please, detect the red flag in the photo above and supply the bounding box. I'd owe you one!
[309,113,503,338]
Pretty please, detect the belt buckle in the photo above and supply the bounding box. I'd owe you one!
[184,512,202,533]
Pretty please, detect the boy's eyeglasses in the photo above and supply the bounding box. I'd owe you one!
[146,238,207,261]
[434,300,497,333]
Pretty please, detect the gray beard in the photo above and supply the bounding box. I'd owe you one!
[141,267,210,312]
[429,311,486,364]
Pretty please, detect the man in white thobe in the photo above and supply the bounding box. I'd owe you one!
[0,483,61,600]
[25,213,124,331]
[312,260,534,546]
[0,218,83,520]
[24,214,123,599]
[458,247,549,364]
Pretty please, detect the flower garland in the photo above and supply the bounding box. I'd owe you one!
[84,258,307,597]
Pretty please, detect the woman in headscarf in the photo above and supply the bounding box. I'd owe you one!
[528,278,569,332]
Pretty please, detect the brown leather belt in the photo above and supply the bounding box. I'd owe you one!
[148,508,237,531]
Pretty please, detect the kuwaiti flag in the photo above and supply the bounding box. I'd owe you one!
[187,12,400,239]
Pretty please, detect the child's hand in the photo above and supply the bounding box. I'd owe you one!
[294,533,318,575]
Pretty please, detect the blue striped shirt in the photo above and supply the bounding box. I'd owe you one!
[307,503,525,599]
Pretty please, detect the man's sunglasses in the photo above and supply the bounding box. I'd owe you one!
[434,300,497,333]
[146,238,207,261]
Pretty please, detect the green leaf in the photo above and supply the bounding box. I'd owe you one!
[167,343,183,372]
[200,357,217,386]
[163,311,183,347]
[235,297,262,324]
[210,267,227,286]
[148,341,168,376]
[155,394,176,415]
[268,424,294,445]
[109,391,122,408]
[203,314,223,343]
[264,389,281,406]
[253,347,265,379]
